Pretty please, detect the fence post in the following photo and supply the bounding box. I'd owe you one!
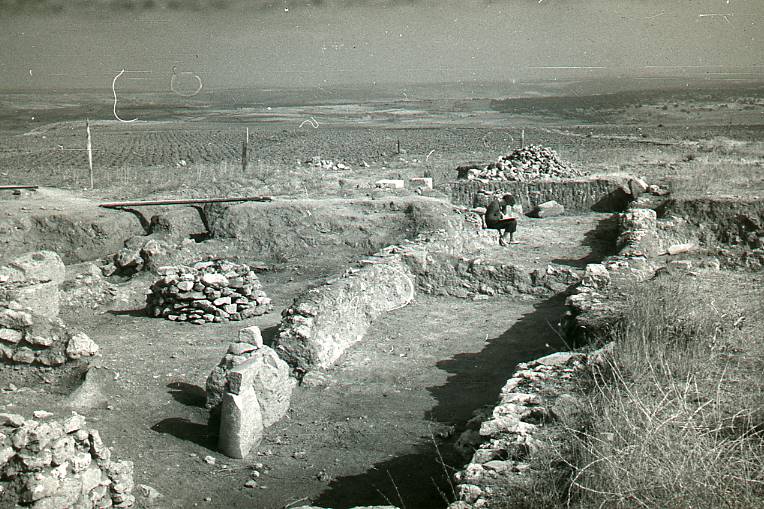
[242,127,249,173]
[86,119,94,188]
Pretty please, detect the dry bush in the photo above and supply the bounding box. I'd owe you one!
[567,275,764,508]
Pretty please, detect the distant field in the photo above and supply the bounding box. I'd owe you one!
[0,81,762,199]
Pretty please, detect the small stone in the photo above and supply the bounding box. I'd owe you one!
[201,273,228,288]
[228,342,258,356]
[0,328,23,344]
[532,200,565,218]
[238,326,264,348]
[203,455,216,465]
[65,332,99,359]
[62,413,86,433]
[32,410,54,420]
[244,479,258,488]
[177,281,194,292]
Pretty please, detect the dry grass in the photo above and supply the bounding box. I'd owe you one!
[565,273,764,508]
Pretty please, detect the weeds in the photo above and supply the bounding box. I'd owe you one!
[565,274,764,508]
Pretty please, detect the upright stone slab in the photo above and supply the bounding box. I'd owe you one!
[227,347,295,427]
[218,386,263,459]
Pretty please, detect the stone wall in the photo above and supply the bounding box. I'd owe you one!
[0,303,99,367]
[0,411,135,508]
[448,176,634,213]
[0,251,65,319]
[1,251,99,367]
[448,351,596,509]
[275,258,415,371]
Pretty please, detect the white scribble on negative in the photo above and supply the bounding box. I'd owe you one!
[699,13,733,23]
[112,69,138,123]
[299,117,320,129]
[645,11,665,20]
[170,66,203,97]
[426,149,435,162]
[28,69,33,77]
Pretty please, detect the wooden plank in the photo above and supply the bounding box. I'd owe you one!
[0,185,39,190]
[98,196,273,209]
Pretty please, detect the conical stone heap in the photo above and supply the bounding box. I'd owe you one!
[458,145,587,182]
[146,259,272,325]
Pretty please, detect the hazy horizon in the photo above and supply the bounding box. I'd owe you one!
[1,0,762,95]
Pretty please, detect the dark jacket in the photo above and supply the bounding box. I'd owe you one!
[485,199,506,226]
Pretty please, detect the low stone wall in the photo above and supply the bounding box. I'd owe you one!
[448,351,593,509]
[448,176,634,213]
[0,411,135,508]
[0,251,65,319]
[275,258,415,371]
[146,260,272,324]
[1,251,100,367]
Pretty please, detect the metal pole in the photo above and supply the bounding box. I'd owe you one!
[0,185,39,191]
[99,196,273,209]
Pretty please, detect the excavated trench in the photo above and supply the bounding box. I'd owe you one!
[7,186,761,508]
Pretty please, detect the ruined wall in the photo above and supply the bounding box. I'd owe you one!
[0,251,99,367]
[449,351,594,509]
[448,176,633,212]
[0,411,135,508]
[275,258,415,371]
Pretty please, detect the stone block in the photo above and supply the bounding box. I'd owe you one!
[375,179,405,189]
[581,264,610,289]
[238,326,263,348]
[225,346,295,427]
[0,251,65,285]
[0,281,60,319]
[531,200,564,218]
[218,386,263,459]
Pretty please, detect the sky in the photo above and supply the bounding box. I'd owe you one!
[0,0,762,92]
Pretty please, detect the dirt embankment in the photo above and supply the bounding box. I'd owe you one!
[204,196,461,262]
[0,189,144,265]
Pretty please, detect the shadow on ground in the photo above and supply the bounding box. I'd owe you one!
[551,214,619,269]
[312,294,568,509]
[167,381,207,408]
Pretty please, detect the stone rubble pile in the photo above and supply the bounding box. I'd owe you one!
[0,411,135,508]
[302,156,350,171]
[457,145,587,183]
[101,238,166,277]
[146,259,273,325]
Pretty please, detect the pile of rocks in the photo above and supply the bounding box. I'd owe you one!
[101,238,166,277]
[457,146,587,182]
[146,259,273,324]
[303,157,350,171]
[0,411,135,508]
[0,302,99,366]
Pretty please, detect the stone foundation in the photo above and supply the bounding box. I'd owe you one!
[448,176,635,213]
[0,411,135,508]
[275,259,415,371]
[448,351,593,509]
